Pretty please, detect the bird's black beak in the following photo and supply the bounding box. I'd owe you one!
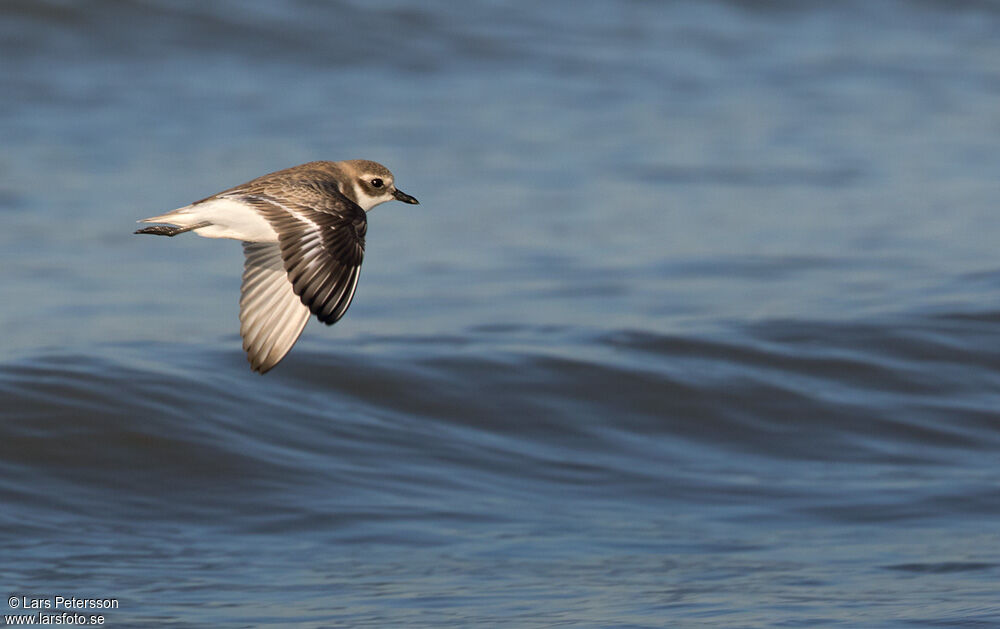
[393,189,419,205]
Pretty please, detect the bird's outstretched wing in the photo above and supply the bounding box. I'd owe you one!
[236,192,367,326]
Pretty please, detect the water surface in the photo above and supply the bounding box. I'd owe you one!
[2,1,1000,626]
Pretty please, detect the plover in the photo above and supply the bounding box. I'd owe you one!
[136,160,419,373]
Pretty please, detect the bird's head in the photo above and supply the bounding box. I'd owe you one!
[339,159,419,211]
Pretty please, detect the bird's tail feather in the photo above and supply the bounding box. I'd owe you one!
[135,206,212,236]
[136,207,194,225]
[134,222,210,237]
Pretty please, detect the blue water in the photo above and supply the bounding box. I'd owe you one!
[2,1,1000,626]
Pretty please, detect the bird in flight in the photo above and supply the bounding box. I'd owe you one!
[136,160,419,373]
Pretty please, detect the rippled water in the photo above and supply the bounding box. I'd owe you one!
[2,1,1000,626]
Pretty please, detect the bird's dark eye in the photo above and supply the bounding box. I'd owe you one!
[370,178,383,188]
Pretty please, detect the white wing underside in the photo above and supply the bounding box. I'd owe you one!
[240,242,311,373]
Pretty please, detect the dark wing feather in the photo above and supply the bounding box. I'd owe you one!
[237,193,366,326]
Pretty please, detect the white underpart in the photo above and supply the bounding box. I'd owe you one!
[138,197,279,242]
